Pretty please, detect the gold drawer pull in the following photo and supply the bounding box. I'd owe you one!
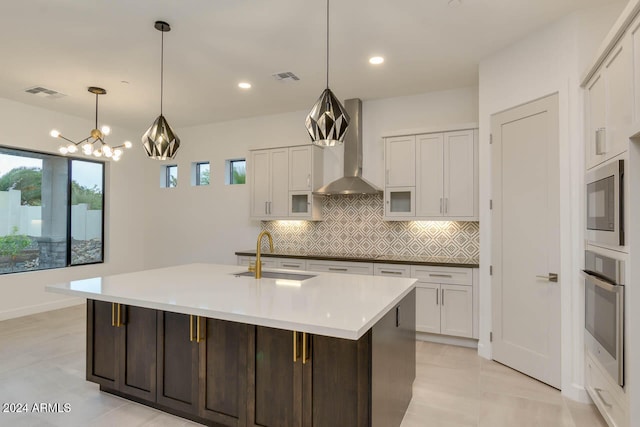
[293,331,298,362]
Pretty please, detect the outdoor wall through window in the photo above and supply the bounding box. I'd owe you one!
[0,146,104,274]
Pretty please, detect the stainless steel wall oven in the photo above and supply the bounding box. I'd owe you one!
[582,250,624,387]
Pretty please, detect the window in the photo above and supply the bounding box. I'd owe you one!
[162,165,178,188]
[194,162,210,186]
[225,159,246,185]
[0,147,104,274]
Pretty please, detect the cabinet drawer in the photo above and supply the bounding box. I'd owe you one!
[306,260,374,275]
[585,352,627,427]
[374,264,411,277]
[276,258,307,270]
[410,265,472,285]
[237,256,277,269]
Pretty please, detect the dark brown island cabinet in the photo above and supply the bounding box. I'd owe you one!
[86,289,416,427]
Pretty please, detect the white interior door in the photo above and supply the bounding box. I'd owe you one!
[491,94,561,389]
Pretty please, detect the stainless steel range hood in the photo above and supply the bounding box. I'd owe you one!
[313,98,383,196]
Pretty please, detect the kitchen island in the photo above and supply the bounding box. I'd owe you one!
[46,263,417,427]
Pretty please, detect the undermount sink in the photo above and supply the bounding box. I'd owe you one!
[234,271,316,281]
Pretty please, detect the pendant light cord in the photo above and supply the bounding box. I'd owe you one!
[326,0,329,89]
[95,93,98,129]
[160,29,164,116]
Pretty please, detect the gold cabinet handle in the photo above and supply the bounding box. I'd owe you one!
[189,315,194,342]
[111,303,123,327]
[196,316,204,343]
[302,333,308,364]
[293,331,298,362]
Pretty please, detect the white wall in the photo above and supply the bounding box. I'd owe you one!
[0,97,146,320]
[141,87,479,269]
[478,2,626,402]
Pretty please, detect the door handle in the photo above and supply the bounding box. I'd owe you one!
[440,198,443,214]
[379,270,402,275]
[429,273,452,278]
[302,332,310,364]
[445,198,448,214]
[536,273,558,283]
[441,289,445,306]
[436,288,439,306]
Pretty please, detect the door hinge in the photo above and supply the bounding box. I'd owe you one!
[490,332,493,342]
[490,265,493,275]
[490,199,493,210]
[490,134,493,144]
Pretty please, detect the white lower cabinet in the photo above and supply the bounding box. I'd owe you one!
[416,283,440,334]
[237,254,477,340]
[412,265,475,339]
[585,352,628,427]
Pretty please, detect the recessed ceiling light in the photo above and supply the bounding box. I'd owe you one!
[369,56,384,65]
[238,82,252,89]
[448,0,462,6]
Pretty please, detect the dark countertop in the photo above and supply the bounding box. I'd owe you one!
[235,250,479,268]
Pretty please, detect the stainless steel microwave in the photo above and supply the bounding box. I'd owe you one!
[586,159,624,247]
[582,250,624,386]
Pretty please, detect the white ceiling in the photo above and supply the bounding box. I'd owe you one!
[0,0,619,132]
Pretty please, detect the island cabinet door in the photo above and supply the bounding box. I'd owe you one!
[86,300,118,389]
[156,311,200,416]
[117,305,157,402]
[303,333,371,427]
[199,318,249,427]
[248,326,303,427]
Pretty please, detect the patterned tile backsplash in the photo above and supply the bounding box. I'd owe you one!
[261,194,479,259]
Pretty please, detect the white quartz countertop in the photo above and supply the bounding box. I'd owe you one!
[46,263,416,340]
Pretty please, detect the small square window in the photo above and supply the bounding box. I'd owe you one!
[194,162,210,186]
[225,159,246,185]
[161,165,177,188]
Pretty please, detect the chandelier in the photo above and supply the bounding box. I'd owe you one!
[50,86,132,161]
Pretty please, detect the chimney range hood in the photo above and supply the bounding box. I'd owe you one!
[313,98,382,196]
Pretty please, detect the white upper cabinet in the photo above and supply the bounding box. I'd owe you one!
[385,135,416,187]
[416,133,445,217]
[585,34,633,170]
[289,146,313,191]
[632,14,640,125]
[385,128,478,221]
[250,148,288,219]
[249,145,323,220]
[444,130,476,218]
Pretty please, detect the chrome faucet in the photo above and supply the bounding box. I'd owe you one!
[249,230,273,279]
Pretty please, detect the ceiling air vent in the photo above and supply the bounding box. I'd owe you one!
[24,86,66,99]
[272,72,300,82]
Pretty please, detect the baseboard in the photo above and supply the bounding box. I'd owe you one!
[0,298,84,321]
[563,383,593,404]
[416,331,478,349]
[477,340,492,360]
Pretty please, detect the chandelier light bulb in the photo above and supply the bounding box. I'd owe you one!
[114,148,123,157]
[101,125,111,136]
[103,145,113,157]
[112,155,121,162]
[59,146,68,154]
[67,144,78,153]
[124,141,132,149]
[50,130,60,138]
[93,149,102,157]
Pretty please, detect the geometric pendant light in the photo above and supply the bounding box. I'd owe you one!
[305,0,350,147]
[141,21,180,160]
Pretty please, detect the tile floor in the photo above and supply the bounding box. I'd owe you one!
[0,305,607,427]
